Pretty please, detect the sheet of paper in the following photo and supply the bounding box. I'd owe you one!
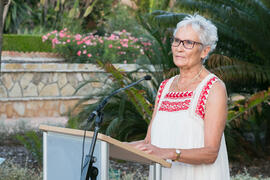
[0,157,5,165]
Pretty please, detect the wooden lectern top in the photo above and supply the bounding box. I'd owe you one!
[39,125,171,168]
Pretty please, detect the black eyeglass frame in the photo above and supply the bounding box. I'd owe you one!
[171,37,203,49]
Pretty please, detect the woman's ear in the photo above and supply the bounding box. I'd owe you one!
[201,46,211,59]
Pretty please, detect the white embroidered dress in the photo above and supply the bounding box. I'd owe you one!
[150,74,230,180]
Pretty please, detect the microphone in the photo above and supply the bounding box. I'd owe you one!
[87,75,152,122]
[144,75,152,80]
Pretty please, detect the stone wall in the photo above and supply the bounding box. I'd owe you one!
[0,53,142,119]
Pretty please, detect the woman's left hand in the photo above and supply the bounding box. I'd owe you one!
[137,143,171,159]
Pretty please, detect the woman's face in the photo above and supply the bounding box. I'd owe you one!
[172,25,210,69]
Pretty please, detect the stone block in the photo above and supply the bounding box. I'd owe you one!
[76,73,83,81]
[26,101,39,111]
[1,73,13,90]
[9,82,22,97]
[75,82,92,96]
[37,82,45,94]
[21,73,34,89]
[24,108,35,117]
[82,73,91,81]
[44,101,59,111]
[58,73,67,88]
[41,73,52,84]
[40,83,59,96]
[61,84,75,96]
[32,73,42,85]
[0,85,8,98]
[0,103,6,113]
[67,73,79,88]
[6,103,13,118]
[52,73,58,82]
[5,63,23,70]
[13,102,25,116]
[91,82,102,88]
[59,103,67,115]
[23,83,38,97]
[41,64,58,70]
[11,73,22,82]
[26,64,38,70]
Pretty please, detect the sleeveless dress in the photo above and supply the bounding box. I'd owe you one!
[150,73,230,180]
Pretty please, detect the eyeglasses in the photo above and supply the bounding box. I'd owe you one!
[171,37,203,49]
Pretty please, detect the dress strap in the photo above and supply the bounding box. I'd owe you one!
[156,76,176,110]
[189,73,220,121]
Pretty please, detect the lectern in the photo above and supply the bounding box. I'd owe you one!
[39,125,171,180]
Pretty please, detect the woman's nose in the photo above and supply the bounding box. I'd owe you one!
[176,42,185,51]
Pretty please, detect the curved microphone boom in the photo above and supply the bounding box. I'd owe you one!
[87,75,152,123]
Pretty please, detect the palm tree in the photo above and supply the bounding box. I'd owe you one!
[143,0,270,159]
[67,0,270,160]
[174,0,270,65]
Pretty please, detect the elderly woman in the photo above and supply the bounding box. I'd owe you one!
[130,14,230,179]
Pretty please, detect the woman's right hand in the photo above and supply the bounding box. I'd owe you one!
[127,140,148,149]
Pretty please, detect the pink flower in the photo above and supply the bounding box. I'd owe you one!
[52,30,57,34]
[123,39,129,42]
[108,44,113,48]
[99,39,104,43]
[122,29,127,33]
[117,46,121,49]
[52,38,60,48]
[123,60,127,64]
[85,40,91,45]
[42,35,48,42]
[77,41,83,45]
[108,34,116,40]
[83,50,87,54]
[77,50,81,56]
[59,32,65,38]
[87,53,92,57]
[75,34,82,40]
[66,39,70,43]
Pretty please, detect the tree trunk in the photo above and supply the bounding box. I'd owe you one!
[3,0,10,25]
[0,1,4,74]
[0,0,9,74]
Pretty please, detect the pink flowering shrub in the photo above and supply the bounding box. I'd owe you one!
[42,29,152,64]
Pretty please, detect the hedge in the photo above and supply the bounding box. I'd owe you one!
[2,34,53,52]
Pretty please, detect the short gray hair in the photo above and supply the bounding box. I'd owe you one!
[173,14,218,54]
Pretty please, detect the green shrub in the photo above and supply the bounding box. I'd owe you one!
[42,29,151,64]
[3,34,53,52]
[0,160,42,180]
[231,169,270,180]
[16,131,43,168]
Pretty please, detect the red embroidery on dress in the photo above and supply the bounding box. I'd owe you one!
[165,91,193,99]
[159,100,191,112]
[195,77,218,119]
[157,79,169,104]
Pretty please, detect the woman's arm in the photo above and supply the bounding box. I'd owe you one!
[137,81,228,164]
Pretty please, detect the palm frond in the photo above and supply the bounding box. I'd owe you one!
[207,54,270,92]
[175,0,270,64]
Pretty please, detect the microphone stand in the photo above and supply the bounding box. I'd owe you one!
[80,112,103,180]
[80,75,151,180]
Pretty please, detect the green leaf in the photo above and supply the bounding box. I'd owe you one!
[83,6,93,17]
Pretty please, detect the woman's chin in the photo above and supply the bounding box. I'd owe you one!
[174,60,188,67]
